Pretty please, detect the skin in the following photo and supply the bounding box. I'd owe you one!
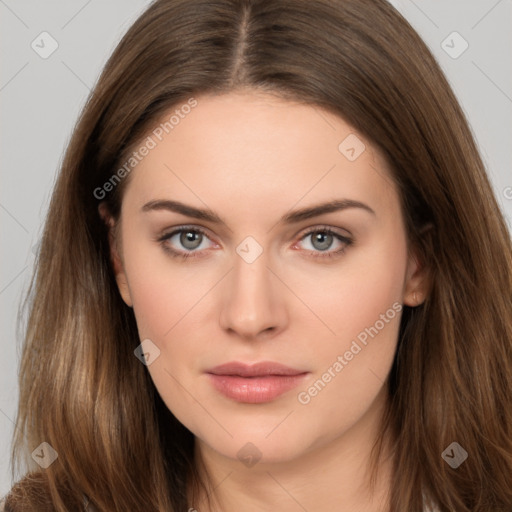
[102,91,429,512]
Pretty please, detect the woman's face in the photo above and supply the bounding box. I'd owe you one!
[108,91,425,466]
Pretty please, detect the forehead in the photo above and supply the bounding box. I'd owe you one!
[122,91,400,223]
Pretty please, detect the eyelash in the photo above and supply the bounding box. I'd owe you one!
[157,225,353,261]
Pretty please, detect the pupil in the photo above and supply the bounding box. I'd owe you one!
[181,231,201,249]
[313,232,332,251]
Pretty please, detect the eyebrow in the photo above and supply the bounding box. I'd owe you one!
[141,198,376,225]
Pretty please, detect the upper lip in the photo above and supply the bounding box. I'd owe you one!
[206,361,307,377]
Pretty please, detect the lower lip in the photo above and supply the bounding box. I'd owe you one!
[206,373,309,403]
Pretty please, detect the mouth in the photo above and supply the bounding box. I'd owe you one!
[205,361,310,403]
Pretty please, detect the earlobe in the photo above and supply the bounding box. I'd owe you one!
[403,242,430,308]
[114,271,134,308]
[98,202,133,308]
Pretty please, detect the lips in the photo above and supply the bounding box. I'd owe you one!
[207,361,306,377]
[206,361,309,403]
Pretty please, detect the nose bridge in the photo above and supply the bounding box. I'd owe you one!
[232,248,270,298]
[219,241,285,338]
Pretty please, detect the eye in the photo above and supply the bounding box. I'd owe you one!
[158,226,216,259]
[295,226,353,259]
[157,225,353,261]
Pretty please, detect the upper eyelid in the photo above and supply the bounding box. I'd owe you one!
[159,225,214,243]
[300,225,352,239]
[159,224,352,248]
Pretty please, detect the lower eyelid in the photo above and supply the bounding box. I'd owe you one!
[159,227,352,257]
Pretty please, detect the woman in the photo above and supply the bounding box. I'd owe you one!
[4,0,512,510]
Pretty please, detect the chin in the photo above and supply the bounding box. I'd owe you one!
[195,425,320,467]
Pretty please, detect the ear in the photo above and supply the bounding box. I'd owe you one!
[403,226,432,308]
[98,202,133,308]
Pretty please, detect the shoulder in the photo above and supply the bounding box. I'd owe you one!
[0,493,14,512]
[422,494,441,512]
[0,476,48,511]
[0,473,65,512]
[1,489,15,512]
[1,476,97,512]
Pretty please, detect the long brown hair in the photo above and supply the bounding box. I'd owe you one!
[7,0,512,510]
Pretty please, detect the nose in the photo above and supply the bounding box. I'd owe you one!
[218,247,288,340]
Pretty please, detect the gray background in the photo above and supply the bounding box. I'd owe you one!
[1,0,511,498]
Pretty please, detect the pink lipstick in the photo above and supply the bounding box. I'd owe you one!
[206,361,309,403]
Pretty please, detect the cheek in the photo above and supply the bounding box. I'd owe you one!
[287,226,408,350]
[122,238,210,340]
[290,229,407,411]
[122,242,209,430]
